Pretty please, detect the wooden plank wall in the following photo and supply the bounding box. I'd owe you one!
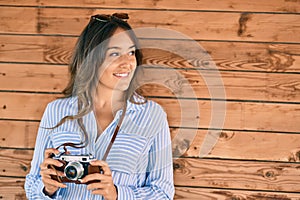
[0,0,300,199]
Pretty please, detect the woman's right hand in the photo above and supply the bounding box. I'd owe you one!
[39,148,67,196]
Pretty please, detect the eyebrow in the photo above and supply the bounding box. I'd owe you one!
[107,45,136,51]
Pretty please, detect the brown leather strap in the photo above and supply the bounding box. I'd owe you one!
[102,104,127,161]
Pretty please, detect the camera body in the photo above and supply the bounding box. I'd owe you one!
[50,154,102,184]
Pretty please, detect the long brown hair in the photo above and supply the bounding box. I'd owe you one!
[53,14,144,144]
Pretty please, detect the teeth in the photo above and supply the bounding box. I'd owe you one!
[114,72,129,77]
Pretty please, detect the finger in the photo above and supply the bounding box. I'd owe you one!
[44,148,60,159]
[81,173,107,184]
[90,160,111,175]
[42,176,67,189]
[40,168,64,177]
[91,188,105,196]
[86,182,107,190]
[40,158,63,170]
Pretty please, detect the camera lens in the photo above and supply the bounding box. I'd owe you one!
[64,162,84,180]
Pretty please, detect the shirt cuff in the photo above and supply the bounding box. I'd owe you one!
[115,185,135,200]
[39,182,62,200]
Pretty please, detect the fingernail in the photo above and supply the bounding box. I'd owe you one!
[79,179,85,183]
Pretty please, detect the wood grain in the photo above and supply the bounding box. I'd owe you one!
[2,149,300,192]
[174,158,300,192]
[139,68,300,103]
[0,177,26,200]
[0,120,38,148]
[1,63,300,102]
[1,119,300,162]
[0,0,300,198]
[0,63,68,92]
[152,98,300,132]
[1,0,300,13]
[141,41,300,73]
[170,128,300,162]
[0,92,59,120]
[2,176,300,200]
[0,92,299,132]
[1,7,300,42]
[0,149,31,177]
[174,186,300,200]
[1,35,300,72]
[0,7,37,34]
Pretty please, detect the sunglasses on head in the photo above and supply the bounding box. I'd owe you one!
[91,13,129,23]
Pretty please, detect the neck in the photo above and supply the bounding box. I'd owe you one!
[94,83,126,113]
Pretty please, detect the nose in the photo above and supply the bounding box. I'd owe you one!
[119,54,135,69]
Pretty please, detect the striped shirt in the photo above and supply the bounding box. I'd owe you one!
[25,96,175,199]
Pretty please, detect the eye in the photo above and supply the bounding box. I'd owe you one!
[128,50,135,56]
[109,52,120,57]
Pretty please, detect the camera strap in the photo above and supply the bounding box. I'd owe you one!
[49,104,127,183]
[102,103,127,161]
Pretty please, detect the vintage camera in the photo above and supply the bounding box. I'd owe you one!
[50,154,102,184]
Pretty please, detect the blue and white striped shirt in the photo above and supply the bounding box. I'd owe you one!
[25,96,174,199]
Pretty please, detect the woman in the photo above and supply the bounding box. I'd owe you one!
[25,13,174,199]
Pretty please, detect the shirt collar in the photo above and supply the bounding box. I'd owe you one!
[68,94,147,113]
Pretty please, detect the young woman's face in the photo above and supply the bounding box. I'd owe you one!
[98,28,137,92]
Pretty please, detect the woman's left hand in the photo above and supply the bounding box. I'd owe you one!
[81,160,117,200]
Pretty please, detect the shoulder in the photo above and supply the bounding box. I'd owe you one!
[42,96,77,126]
[128,99,168,130]
[143,99,167,118]
[46,96,76,113]
[128,98,166,118]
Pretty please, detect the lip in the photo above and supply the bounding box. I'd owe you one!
[113,72,131,78]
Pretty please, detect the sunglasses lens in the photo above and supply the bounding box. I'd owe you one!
[91,13,129,22]
[113,13,129,20]
[92,14,110,22]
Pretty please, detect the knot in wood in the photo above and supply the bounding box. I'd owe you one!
[263,170,277,180]
[173,163,181,170]
[21,165,28,172]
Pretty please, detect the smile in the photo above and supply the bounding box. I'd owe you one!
[113,72,130,78]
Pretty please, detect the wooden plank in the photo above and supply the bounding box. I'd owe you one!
[179,187,300,200]
[0,35,75,64]
[1,35,300,72]
[1,7,300,43]
[0,0,36,6]
[2,176,300,200]
[139,68,300,103]
[141,41,300,73]
[2,177,300,200]
[0,92,59,120]
[0,7,37,34]
[0,63,68,93]
[1,0,300,13]
[0,149,31,177]
[175,186,300,200]
[37,8,300,43]
[2,119,300,162]
[171,128,300,162]
[0,177,26,200]
[0,120,38,148]
[1,63,300,102]
[0,92,299,132]
[2,149,300,192]
[153,98,300,132]
[174,158,300,192]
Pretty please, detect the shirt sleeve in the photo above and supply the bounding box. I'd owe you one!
[24,104,63,200]
[115,113,175,200]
